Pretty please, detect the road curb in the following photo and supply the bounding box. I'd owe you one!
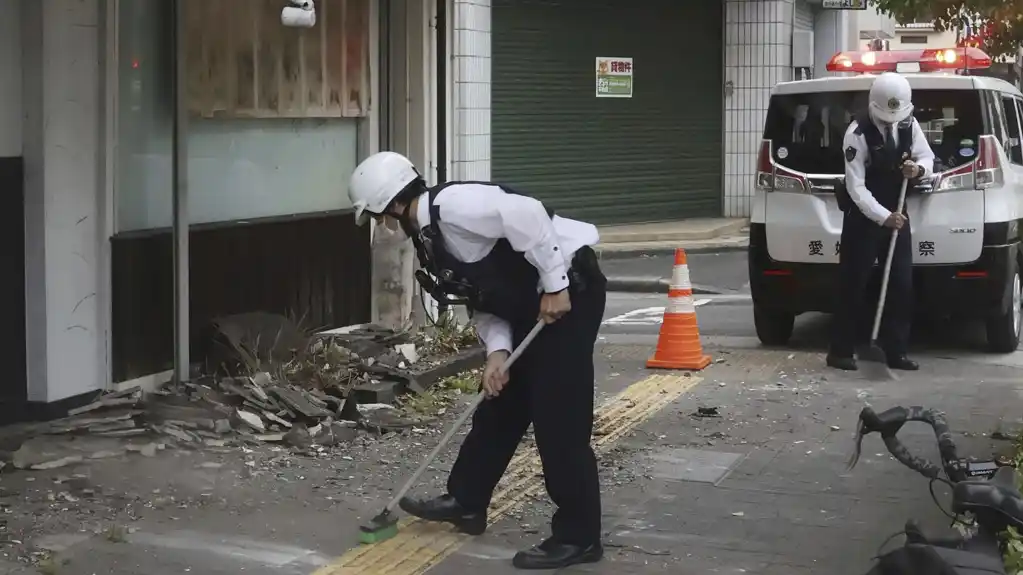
[596,243,748,261]
[606,276,723,294]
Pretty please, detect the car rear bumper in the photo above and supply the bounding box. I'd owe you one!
[748,223,1018,317]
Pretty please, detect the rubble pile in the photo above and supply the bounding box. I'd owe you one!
[5,319,484,471]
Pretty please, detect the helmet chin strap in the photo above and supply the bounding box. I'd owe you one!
[396,201,419,240]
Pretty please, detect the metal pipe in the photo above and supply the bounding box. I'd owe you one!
[171,0,190,384]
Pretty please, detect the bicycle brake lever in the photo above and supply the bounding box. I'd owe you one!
[847,417,866,470]
[847,407,909,470]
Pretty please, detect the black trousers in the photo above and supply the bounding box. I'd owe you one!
[447,259,607,546]
[831,214,914,358]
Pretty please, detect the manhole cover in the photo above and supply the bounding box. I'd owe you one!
[645,448,744,484]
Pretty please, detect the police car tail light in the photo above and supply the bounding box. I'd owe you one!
[933,135,1003,192]
[756,140,807,193]
[973,135,1004,189]
[825,47,992,74]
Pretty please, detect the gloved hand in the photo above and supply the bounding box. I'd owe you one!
[482,350,511,398]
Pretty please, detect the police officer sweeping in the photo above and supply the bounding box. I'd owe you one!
[828,72,934,372]
[347,151,607,570]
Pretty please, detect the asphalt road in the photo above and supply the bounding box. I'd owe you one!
[599,249,1003,354]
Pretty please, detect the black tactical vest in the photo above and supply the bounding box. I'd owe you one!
[837,116,914,218]
[857,114,914,213]
[411,182,555,324]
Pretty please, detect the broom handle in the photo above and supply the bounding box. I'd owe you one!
[871,177,910,342]
[383,319,546,513]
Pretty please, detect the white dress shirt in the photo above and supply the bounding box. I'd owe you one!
[416,183,600,355]
[843,116,936,226]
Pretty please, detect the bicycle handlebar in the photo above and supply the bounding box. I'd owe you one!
[848,406,959,481]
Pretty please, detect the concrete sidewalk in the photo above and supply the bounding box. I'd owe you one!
[596,218,749,260]
[432,345,1020,575]
[4,341,1017,574]
[598,218,749,293]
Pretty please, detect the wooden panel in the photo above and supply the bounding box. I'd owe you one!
[184,0,370,119]
[110,212,372,382]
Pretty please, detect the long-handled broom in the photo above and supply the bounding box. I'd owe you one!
[858,176,910,381]
[357,318,546,544]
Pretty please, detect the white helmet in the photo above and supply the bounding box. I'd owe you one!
[348,151,421,226]
[868,72,913,124]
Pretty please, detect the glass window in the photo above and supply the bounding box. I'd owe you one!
[114,0,369,233]
[762,89,985,175]
[899,35,929,44]
[1001,96,1023,165]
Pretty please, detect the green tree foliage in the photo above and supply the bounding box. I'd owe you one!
[870,0,1023,60]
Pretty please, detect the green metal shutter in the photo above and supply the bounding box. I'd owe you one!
[491,0,724,225]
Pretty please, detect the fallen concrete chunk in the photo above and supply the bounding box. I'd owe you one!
[263,411,293,429]
[159,425,198,443]
[314,423,358,446]
[126,443,160,457]
[68,396,140,417]
[88,449,126,460]
[94,428,149,438]
[268,387,332,420]
[249,372,273,389]
[234,409,266,432]
[395,343,419,364]
[29,456,84,470]
[87,420,138,434]
[352,381,399,405]
[47,410,141,433]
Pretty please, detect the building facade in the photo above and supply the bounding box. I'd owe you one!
[0,0,467,419]
[473,0,861,224]
[0,0,874,418]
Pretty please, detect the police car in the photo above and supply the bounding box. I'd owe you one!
[749,47,1023,352]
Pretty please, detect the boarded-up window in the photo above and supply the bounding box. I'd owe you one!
[184,0,370,118]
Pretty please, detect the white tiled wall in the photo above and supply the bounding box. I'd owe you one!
[451,0,491,180]
[724,0,794,217]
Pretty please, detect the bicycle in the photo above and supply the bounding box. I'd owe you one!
[848,405,1023,574]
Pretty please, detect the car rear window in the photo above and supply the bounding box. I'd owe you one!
[762,89,986,175]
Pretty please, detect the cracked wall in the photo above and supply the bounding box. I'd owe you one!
[22,0,105,402]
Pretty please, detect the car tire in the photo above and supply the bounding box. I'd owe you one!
[754,304,795,346]
[986,258,1022,353]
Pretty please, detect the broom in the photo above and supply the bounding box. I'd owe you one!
[357,319,546,544]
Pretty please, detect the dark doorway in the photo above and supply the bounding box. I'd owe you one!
[0,157,27,410]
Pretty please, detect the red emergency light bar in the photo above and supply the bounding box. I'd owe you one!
[825,47,992,74]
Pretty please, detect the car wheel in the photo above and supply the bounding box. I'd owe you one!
[754,304,795,346]
[986,259,1022,353]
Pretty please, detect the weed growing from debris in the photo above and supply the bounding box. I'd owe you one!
[416,313,479,357]
[35,554,67,575]
[103,524,127,543]
[399,392,448,417]
[441,370,481,394]
[396,369,482,417]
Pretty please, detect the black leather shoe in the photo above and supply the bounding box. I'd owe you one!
[511,540,604,570]
[398,494,487,535]
[887,355,919,371]
[826,354,858,371]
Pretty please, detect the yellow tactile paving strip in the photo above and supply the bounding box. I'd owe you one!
[313,373,702,575]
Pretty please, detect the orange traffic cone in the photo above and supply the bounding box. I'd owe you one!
[646,248,712,370]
